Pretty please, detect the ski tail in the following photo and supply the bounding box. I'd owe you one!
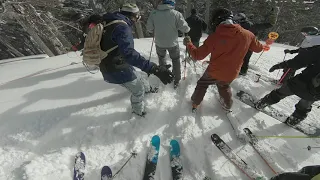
[74,152,86,180]
[170,139,183,180]
[101,166,112,180]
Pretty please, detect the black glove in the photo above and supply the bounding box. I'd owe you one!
[269,64,282,72]
[284,49,291,54]
[150,65,174,85]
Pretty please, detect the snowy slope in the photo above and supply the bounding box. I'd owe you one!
[0,37,319,180]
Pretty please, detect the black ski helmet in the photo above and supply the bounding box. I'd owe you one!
[301,26,319,36]
[210,8,233,32]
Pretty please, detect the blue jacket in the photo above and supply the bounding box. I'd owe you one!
[99,12,154,84]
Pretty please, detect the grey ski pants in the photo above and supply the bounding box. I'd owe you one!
[156,45,181,83]
[120,72,150,115]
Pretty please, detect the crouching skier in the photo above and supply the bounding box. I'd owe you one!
[255,29,320,126]
[83,3,174,117]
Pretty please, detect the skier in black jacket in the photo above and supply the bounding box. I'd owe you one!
[279,26,320,83]
[185,9,207,47]
[271,165,320,180]
[255,41,320,126]
[233,9,278,75]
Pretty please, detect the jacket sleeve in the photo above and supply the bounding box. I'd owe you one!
[249,36,264,53]
[146,12,154,33]
[112,24,155,73]
[281,48,318,69]
[176,12,190,33]
[187,35,212,60]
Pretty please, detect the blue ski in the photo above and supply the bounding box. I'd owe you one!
[170,139,183,180]
[143,135,160,180]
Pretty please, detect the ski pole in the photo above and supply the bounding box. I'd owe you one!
[112,151,137,178]
[256,135,320,139]
[277,68,291,85]
[276,54,287,80]
[148,35,155,61]
[253,51,265,65]
[183,45,188,80]
[305,146,320,151]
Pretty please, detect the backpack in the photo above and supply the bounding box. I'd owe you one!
[82,20,127,65]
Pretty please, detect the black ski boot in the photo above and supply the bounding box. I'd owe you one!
[132,111,146,117]
[146,86,159,94]
[174,81,179,89]
[285,111,307,126]
[254,94,273,110]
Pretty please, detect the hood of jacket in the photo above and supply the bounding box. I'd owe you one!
[102,12,133,26]
[300,35,320,48]
[157,4,174,11]
[215,23,243,37]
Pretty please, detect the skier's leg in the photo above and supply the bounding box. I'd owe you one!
[216,81,232,110]
[156,46,167,66]
[191,72,216,106]
[240,50,253,75]
[168,45,181,85]
[286,99,314,126]
[121,78,145,116]
[256,82,294,109]
[134,71,151,93]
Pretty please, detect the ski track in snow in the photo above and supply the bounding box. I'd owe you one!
[0,38,319,180]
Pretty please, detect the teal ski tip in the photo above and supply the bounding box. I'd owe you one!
[170,140,180,159]
[151,135,160,163]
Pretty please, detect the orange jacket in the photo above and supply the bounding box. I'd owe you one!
[187,24,263,83]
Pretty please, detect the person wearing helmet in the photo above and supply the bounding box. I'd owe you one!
[94,3,174,117]
[183,8,265,112]
[146,0,190,89]
[279,26,320,84]
[255,26,320,126]
[233,9,278,75]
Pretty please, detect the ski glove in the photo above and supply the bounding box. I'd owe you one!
[150,65,174,85]
[269,63,284,72]
[183,36,192,46]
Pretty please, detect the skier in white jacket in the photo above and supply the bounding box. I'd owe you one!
[147,0,190,88]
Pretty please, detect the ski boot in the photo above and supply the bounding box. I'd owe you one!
[146,86,159,94]
[192,104,198,113]
[217,96,232,113]
[132,111,146,117]
[285,112,306,126]
[174,81,179,89]
[254,95,271,110]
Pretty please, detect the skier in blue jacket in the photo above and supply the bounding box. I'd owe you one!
[88,3,174,116]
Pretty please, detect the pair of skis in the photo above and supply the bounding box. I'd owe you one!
[211,128,285,179]
[143,135,183,180]
[73,152,112,180]
[236,90,316,136]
